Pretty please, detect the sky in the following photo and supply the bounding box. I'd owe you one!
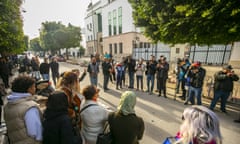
[22,0,98,39]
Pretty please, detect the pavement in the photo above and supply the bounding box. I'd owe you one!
[0,57,239,143]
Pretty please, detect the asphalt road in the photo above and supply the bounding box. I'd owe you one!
[60,62,240,144]
[0,62,239,144]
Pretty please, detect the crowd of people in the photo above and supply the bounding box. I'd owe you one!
[0,52,239,144]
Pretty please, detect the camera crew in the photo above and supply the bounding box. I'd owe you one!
[210,65,239,113]
[184,61,206,105]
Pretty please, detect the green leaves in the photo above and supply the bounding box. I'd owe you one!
[0,0,25,55]
[129,0,240,45]
[39,21,82,54]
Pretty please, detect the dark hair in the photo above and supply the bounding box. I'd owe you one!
[11,76,35,93]
[82,85,98,100]
[60,72,78,86]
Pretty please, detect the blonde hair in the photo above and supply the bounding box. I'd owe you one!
[178,106,222,144]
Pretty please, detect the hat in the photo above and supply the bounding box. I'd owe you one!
[223,65,233,70]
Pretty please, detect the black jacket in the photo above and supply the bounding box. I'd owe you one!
[146,61,157,75]
[188,67,206,88]
[40,63,50,74]
[156,62,169,79]
[214,71,239,92]
[109,112,144,144]
[43,91,80,144]
[102,62,112,75]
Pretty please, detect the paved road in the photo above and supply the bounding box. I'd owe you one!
[60,62,240,144]
[1,61,239,144]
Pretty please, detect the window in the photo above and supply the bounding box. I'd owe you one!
[109,44,112,54]
[108,12,112,36]
[144,42,147,48]
[97,13,102,32]
[113,10,117,35]
[139,42,143,48]
[118,7,122,34]
[176,48,180,54]
[119,42,123,54]
[114,43,117,54]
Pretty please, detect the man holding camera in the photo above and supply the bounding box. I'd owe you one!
[210,65,239,113]
[184,61,206,105]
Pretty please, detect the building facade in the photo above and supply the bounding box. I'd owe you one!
[85,1,103,56]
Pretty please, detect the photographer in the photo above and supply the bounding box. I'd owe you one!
[210,65,239,113]
[156,57,169,97]
[184,62,206,105]
[146,55,157,95]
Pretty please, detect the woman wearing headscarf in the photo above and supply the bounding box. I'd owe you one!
[173,105,222,144]
[80,85,109,144]
[109,91,145,144]
[43,91,81,144]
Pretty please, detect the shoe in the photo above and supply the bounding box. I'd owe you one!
[104,88,110,91]
[184,102,188,105]
[158,94,161,97]
[155,90,159,92]
[164,95,167,98]
[221,110,228,114]
[234,119,240,123]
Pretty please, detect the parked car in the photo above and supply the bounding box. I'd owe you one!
[56,55,66,62]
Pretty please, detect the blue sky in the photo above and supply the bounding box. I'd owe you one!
[22,0,98,39]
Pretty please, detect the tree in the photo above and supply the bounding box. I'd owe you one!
[39,22,82,59]
[129,0,240,45]
[30,38,42,52]
[0,0,25,56]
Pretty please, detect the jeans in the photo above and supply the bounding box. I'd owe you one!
[210,90,230,112]
[147,74,155,92]
[90,76,98,87]
[128,72,135,88]
[136,75,143,90]
[176,79,186,98]
[42,74,49,80]
[103,74,110,89]
[186,86,202,105]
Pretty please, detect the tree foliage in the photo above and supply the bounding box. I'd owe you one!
[39,21,82,57]
[0,0,26,55]
[30,37,42,52]
[129,0,240,44]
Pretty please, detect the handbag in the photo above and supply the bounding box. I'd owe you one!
[96,122,112,144]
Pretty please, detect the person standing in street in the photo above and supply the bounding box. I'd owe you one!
[176,58,191,100]
[156,57,169,98]
[102,58,112,91]
[115,62,125,90]
[209,65,239,113]
[146,55,157,95]
[108,91,145,144]
[81,85,109,144]
[4,76,43,143]
[126,55,136,89]
[40,57,50,80]
[87,57,99,87]
[184,61,206,105]
[135,58,145,91]
[49,57,59,86]
[0,57,10,88]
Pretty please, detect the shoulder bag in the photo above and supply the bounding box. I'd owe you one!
[96,114,113,144]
